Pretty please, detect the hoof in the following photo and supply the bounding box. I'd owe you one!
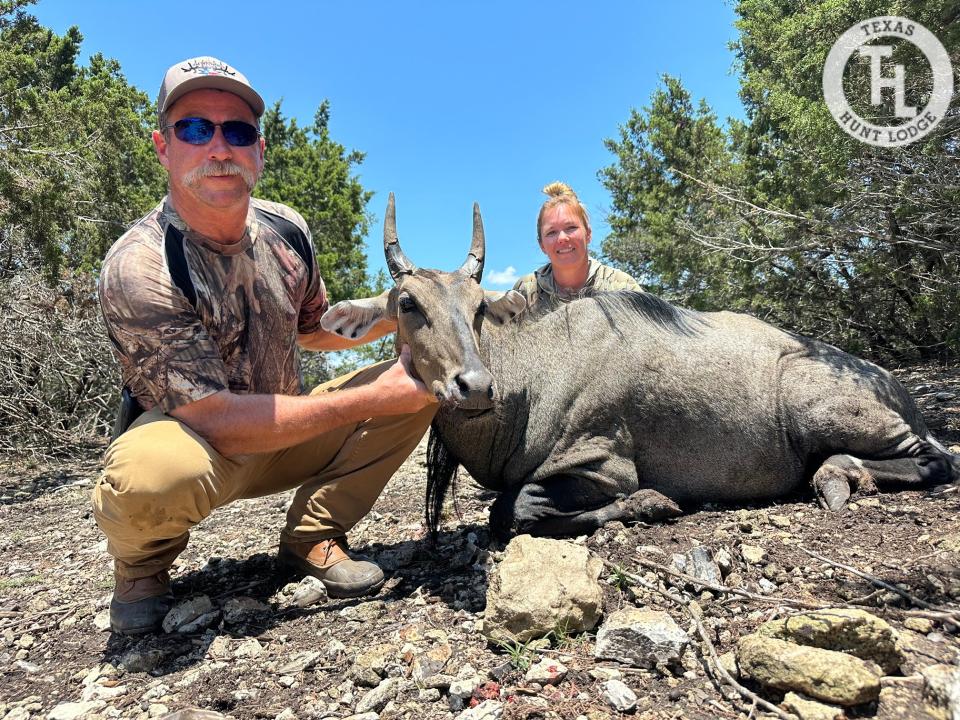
[626,489,682,521]
[816,475,851,512]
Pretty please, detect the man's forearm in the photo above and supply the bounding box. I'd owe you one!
[172,385,392,458]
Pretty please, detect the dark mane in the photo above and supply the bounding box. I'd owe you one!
[425,421,460,537]
[593,290,702,335]
[517,289,703,336]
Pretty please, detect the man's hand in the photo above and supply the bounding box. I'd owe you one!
[368,345,437,414]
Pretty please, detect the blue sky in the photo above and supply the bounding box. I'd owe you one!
[32,1,744,288]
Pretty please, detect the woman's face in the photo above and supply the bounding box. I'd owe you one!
[538,203,591,271]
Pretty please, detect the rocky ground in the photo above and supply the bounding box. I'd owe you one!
[1,364,959,720]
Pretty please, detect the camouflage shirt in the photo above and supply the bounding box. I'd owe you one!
[512,258,641,308]
[99,197,327,413]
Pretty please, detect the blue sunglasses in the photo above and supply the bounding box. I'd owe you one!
[162,117,261,147]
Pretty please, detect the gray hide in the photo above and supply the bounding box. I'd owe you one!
[429,292,958,538]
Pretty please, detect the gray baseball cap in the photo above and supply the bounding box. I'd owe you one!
[157,56,265,121]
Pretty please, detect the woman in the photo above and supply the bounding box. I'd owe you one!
[512,182,640,307]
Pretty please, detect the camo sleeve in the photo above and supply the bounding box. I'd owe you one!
[511,272,539,305]
[295,238,327,336]
[593,264,642,293]
[99,240,228,413]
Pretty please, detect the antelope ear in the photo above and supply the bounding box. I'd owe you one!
[483,290,526,325]
[321,289,394,340]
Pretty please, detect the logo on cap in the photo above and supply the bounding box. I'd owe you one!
[181,59,237,78]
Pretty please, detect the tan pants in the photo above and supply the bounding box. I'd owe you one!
[93,361,436,579]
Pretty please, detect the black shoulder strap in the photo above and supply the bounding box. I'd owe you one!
[163,209,315,311]
[255,207,314,287]
[164,223,197,310]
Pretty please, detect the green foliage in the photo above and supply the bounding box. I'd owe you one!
[607,564,632,591]
[258,101,374,303]
[0,0,164,278]
[600,76,758,312]
[547,619,588,651]
[492,636,539,671]
[601,2,960,361]
[0,574,43,590]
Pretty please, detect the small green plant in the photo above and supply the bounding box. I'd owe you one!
[493,636,537,671]
[607,564,633,590]
[0,574,44,591]
[549,619,589,651]
[95,574,115,590]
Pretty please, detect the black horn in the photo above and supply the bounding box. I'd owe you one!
[384,193,417,281]
[458,202,485,282]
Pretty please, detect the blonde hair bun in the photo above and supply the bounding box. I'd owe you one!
[542,181,577,200]
[537,181,590,240]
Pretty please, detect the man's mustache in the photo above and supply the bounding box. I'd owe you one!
[184,161,257,191]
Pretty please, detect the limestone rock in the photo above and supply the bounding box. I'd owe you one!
[448,676,481,711]
[47,701,107,720]
[119,644,169,673]
[601,679,637,712]
[455,700,503,720]
[737,633,881,706]
[355,677,400,714]
[758,608,903,673]
[877,682,943,720]
[162,595,217,634]
[349,643,398,686]
[222,596,270,623]
[905,617,935,634]
[741,544,767,564]
[410,642,452,684]
[922,664,960,719]
[483,535,603,643]
[671,546,722,588]
[92,609,111,632]
[524,657,568,685]
[594,608,690,668]
[781,692,845,720]
[290,576,327,607]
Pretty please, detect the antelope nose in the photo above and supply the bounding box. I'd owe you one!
[454,368,495,407]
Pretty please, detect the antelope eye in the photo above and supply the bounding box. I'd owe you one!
[398,295,417,313]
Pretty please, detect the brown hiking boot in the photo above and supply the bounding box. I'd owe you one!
[277,537,384,599]
[109,569,174,635]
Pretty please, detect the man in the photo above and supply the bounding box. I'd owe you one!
[95,56,436,635]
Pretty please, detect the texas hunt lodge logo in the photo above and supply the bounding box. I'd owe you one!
[822,16,953,147]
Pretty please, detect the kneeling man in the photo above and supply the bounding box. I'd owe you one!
[95,56,436,634]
